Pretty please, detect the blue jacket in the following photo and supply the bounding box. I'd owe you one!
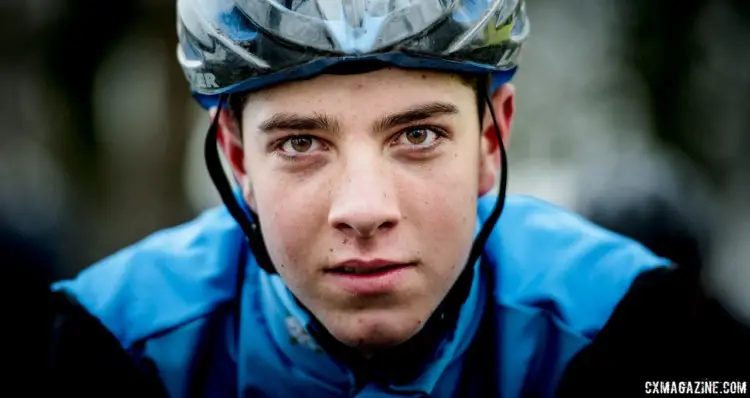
[54,195,669,397]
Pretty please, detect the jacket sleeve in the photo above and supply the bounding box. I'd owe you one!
[4,258,168,398]
[46,290,170,397]
[556,264,750,397]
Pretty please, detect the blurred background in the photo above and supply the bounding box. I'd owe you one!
[1,1,749,321]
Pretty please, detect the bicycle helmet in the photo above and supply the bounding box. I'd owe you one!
[177,0,530,109]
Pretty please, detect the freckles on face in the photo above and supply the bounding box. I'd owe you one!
[251,169,334,280]
[394,147,479,276]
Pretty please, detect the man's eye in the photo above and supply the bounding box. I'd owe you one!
[396,128,441,147]
[280,136,321,153]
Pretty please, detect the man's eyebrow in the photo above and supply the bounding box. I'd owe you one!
[373,102,459,132]
[257,112,340,134]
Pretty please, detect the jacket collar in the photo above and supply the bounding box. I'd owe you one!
[248,244,488,396]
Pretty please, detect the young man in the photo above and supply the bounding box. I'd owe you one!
[54,0,750,397]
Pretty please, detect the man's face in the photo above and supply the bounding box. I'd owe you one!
[219,68,510,351]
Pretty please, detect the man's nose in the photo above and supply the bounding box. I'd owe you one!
[327,160,401,239]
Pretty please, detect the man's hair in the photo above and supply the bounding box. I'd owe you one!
[228,69,489,135]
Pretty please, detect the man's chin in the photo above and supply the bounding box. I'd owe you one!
[324,314,427,353]
[337,332,408,352]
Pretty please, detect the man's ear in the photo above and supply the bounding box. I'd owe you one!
[478,83,515,196]
[211,107,256,210]
[211,107,245,179]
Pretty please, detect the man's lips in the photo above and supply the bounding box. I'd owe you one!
[324,259,417,295]
[325,259,414,275]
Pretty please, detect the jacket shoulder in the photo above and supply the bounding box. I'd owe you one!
[479,194,671,338]
[557,264,750,397]
[54,206,247,349]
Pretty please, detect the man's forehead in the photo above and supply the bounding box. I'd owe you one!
[245,68,473,105]
[241,77,471,129]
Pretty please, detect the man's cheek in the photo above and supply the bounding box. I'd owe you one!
[264,209,315,263]
[423,183,477,250]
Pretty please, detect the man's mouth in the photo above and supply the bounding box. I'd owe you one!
[326,259,414,276]
[331,264,406,275]
[324,259,415,294]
